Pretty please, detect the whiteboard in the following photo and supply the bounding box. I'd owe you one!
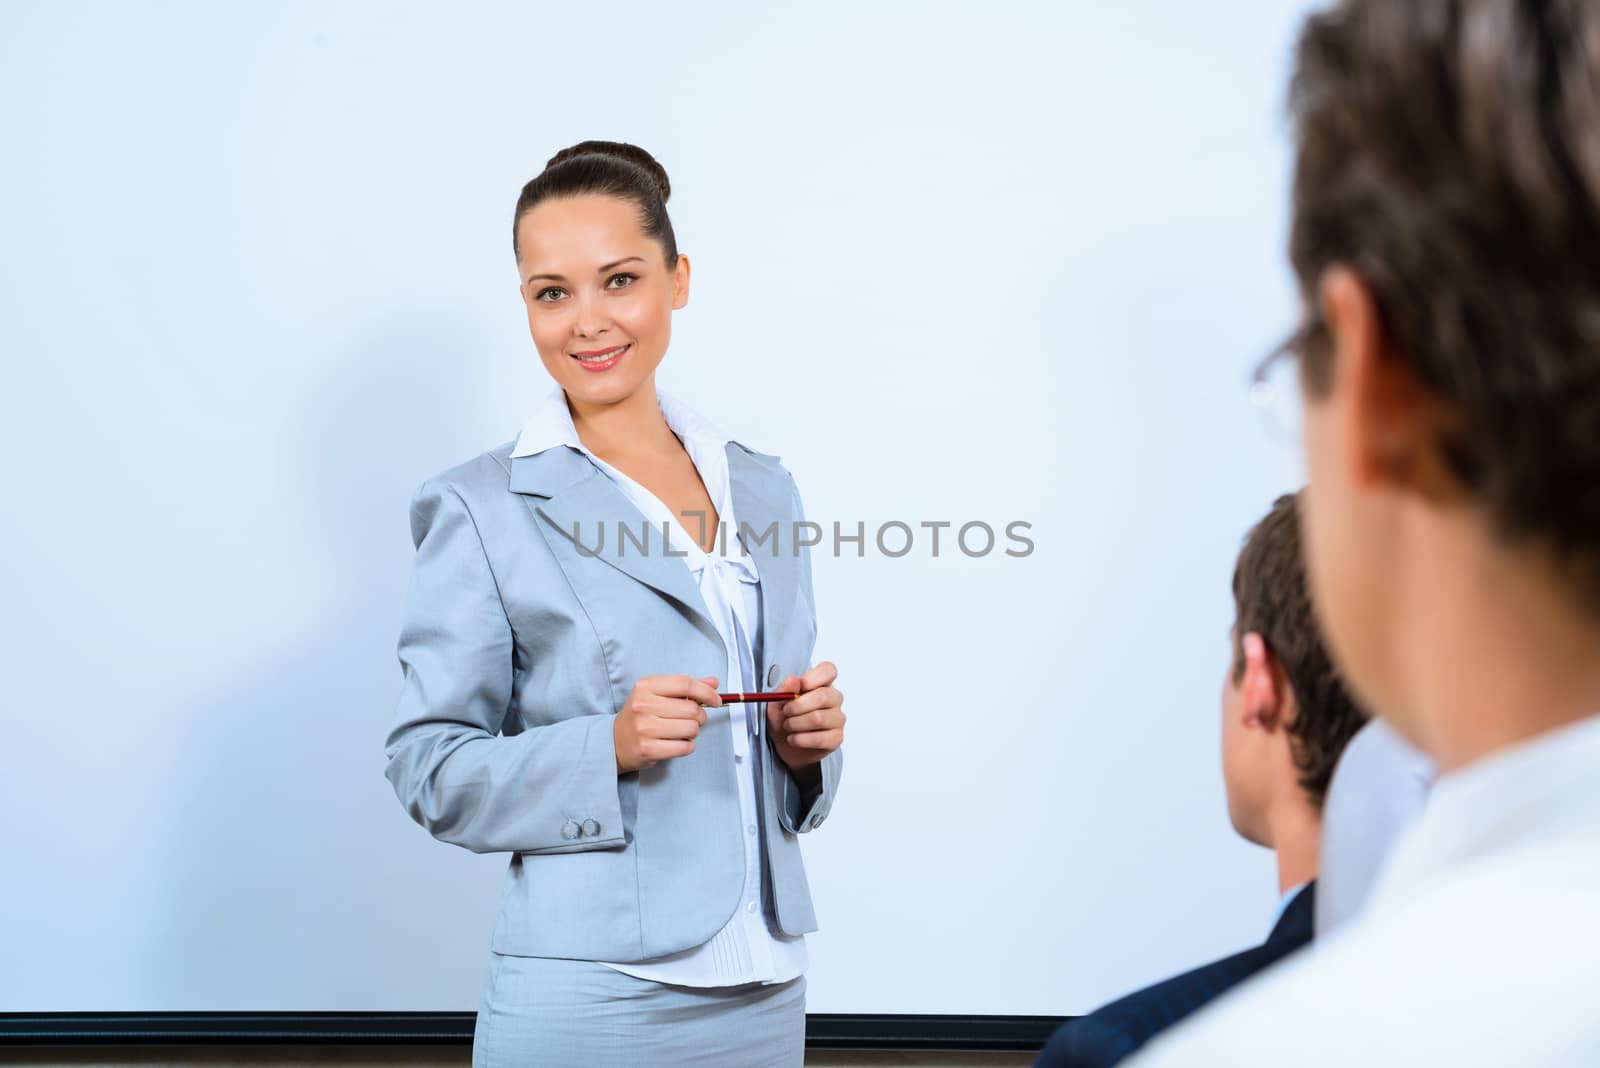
[0,0,1310,1017]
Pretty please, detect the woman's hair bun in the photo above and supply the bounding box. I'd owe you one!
[544,140,671,203]
[513,140,679,264]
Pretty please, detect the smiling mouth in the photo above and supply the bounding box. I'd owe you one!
[571,344,629,364]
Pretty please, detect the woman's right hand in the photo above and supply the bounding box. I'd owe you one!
[614,675,722,773]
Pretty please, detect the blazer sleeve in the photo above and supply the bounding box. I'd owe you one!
[773,471,843,835]
[383,477,625,855]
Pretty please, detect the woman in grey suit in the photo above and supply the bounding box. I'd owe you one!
[383,141,846,1067]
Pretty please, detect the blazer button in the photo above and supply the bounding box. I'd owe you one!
[560,819,581,840]
[581,818,601,837]
[809,813,824,829]
[766,664,782,688]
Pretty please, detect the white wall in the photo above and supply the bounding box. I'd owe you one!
[0,0,1310,1015]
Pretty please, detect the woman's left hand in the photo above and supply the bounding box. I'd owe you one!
[766,661,845,772]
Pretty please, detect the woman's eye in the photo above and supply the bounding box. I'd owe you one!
[536,287,565,302]
[606,273,638,289]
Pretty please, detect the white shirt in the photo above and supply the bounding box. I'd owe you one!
[1314,717,1436,936]
[1129,712,1600,1067]
[1268,881,1309,931]
[510,384,806,988]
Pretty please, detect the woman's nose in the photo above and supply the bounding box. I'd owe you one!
[572,293,609,337]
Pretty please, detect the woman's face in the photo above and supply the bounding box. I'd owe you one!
[514,193,689,410]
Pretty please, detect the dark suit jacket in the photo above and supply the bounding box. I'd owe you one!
[1035,882,1317,1068]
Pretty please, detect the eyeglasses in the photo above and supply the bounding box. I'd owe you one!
[1249,314,1325,445]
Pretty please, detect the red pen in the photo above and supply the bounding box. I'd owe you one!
[716,691,800,703]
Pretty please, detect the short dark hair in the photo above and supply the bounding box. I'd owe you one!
[1233,493,1369,810]
[1287,0,1600,614]
[511,140,678,266]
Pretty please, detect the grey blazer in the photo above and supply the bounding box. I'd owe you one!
[383,437,842,962]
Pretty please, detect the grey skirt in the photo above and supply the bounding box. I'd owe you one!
[471,952,806,1068]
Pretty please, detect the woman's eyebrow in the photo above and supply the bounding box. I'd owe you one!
[524,256,646,286]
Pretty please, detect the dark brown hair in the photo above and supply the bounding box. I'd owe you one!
[511,140,678,266]
[1233,493,1369,810]
[1287,0,1600,613]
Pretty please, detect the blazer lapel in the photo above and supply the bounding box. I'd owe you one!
[725,444,801,683]
[509,446,721,648]
[506,442,805,674]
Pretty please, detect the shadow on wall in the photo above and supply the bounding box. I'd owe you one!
[135,311,516,1009]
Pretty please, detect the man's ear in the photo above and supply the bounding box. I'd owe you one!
[1318,265,1437,493]
[1240,631,1285,732]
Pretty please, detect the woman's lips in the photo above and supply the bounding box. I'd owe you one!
[570,343,629,372]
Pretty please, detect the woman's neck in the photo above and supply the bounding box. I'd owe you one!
[566,377,677,462]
